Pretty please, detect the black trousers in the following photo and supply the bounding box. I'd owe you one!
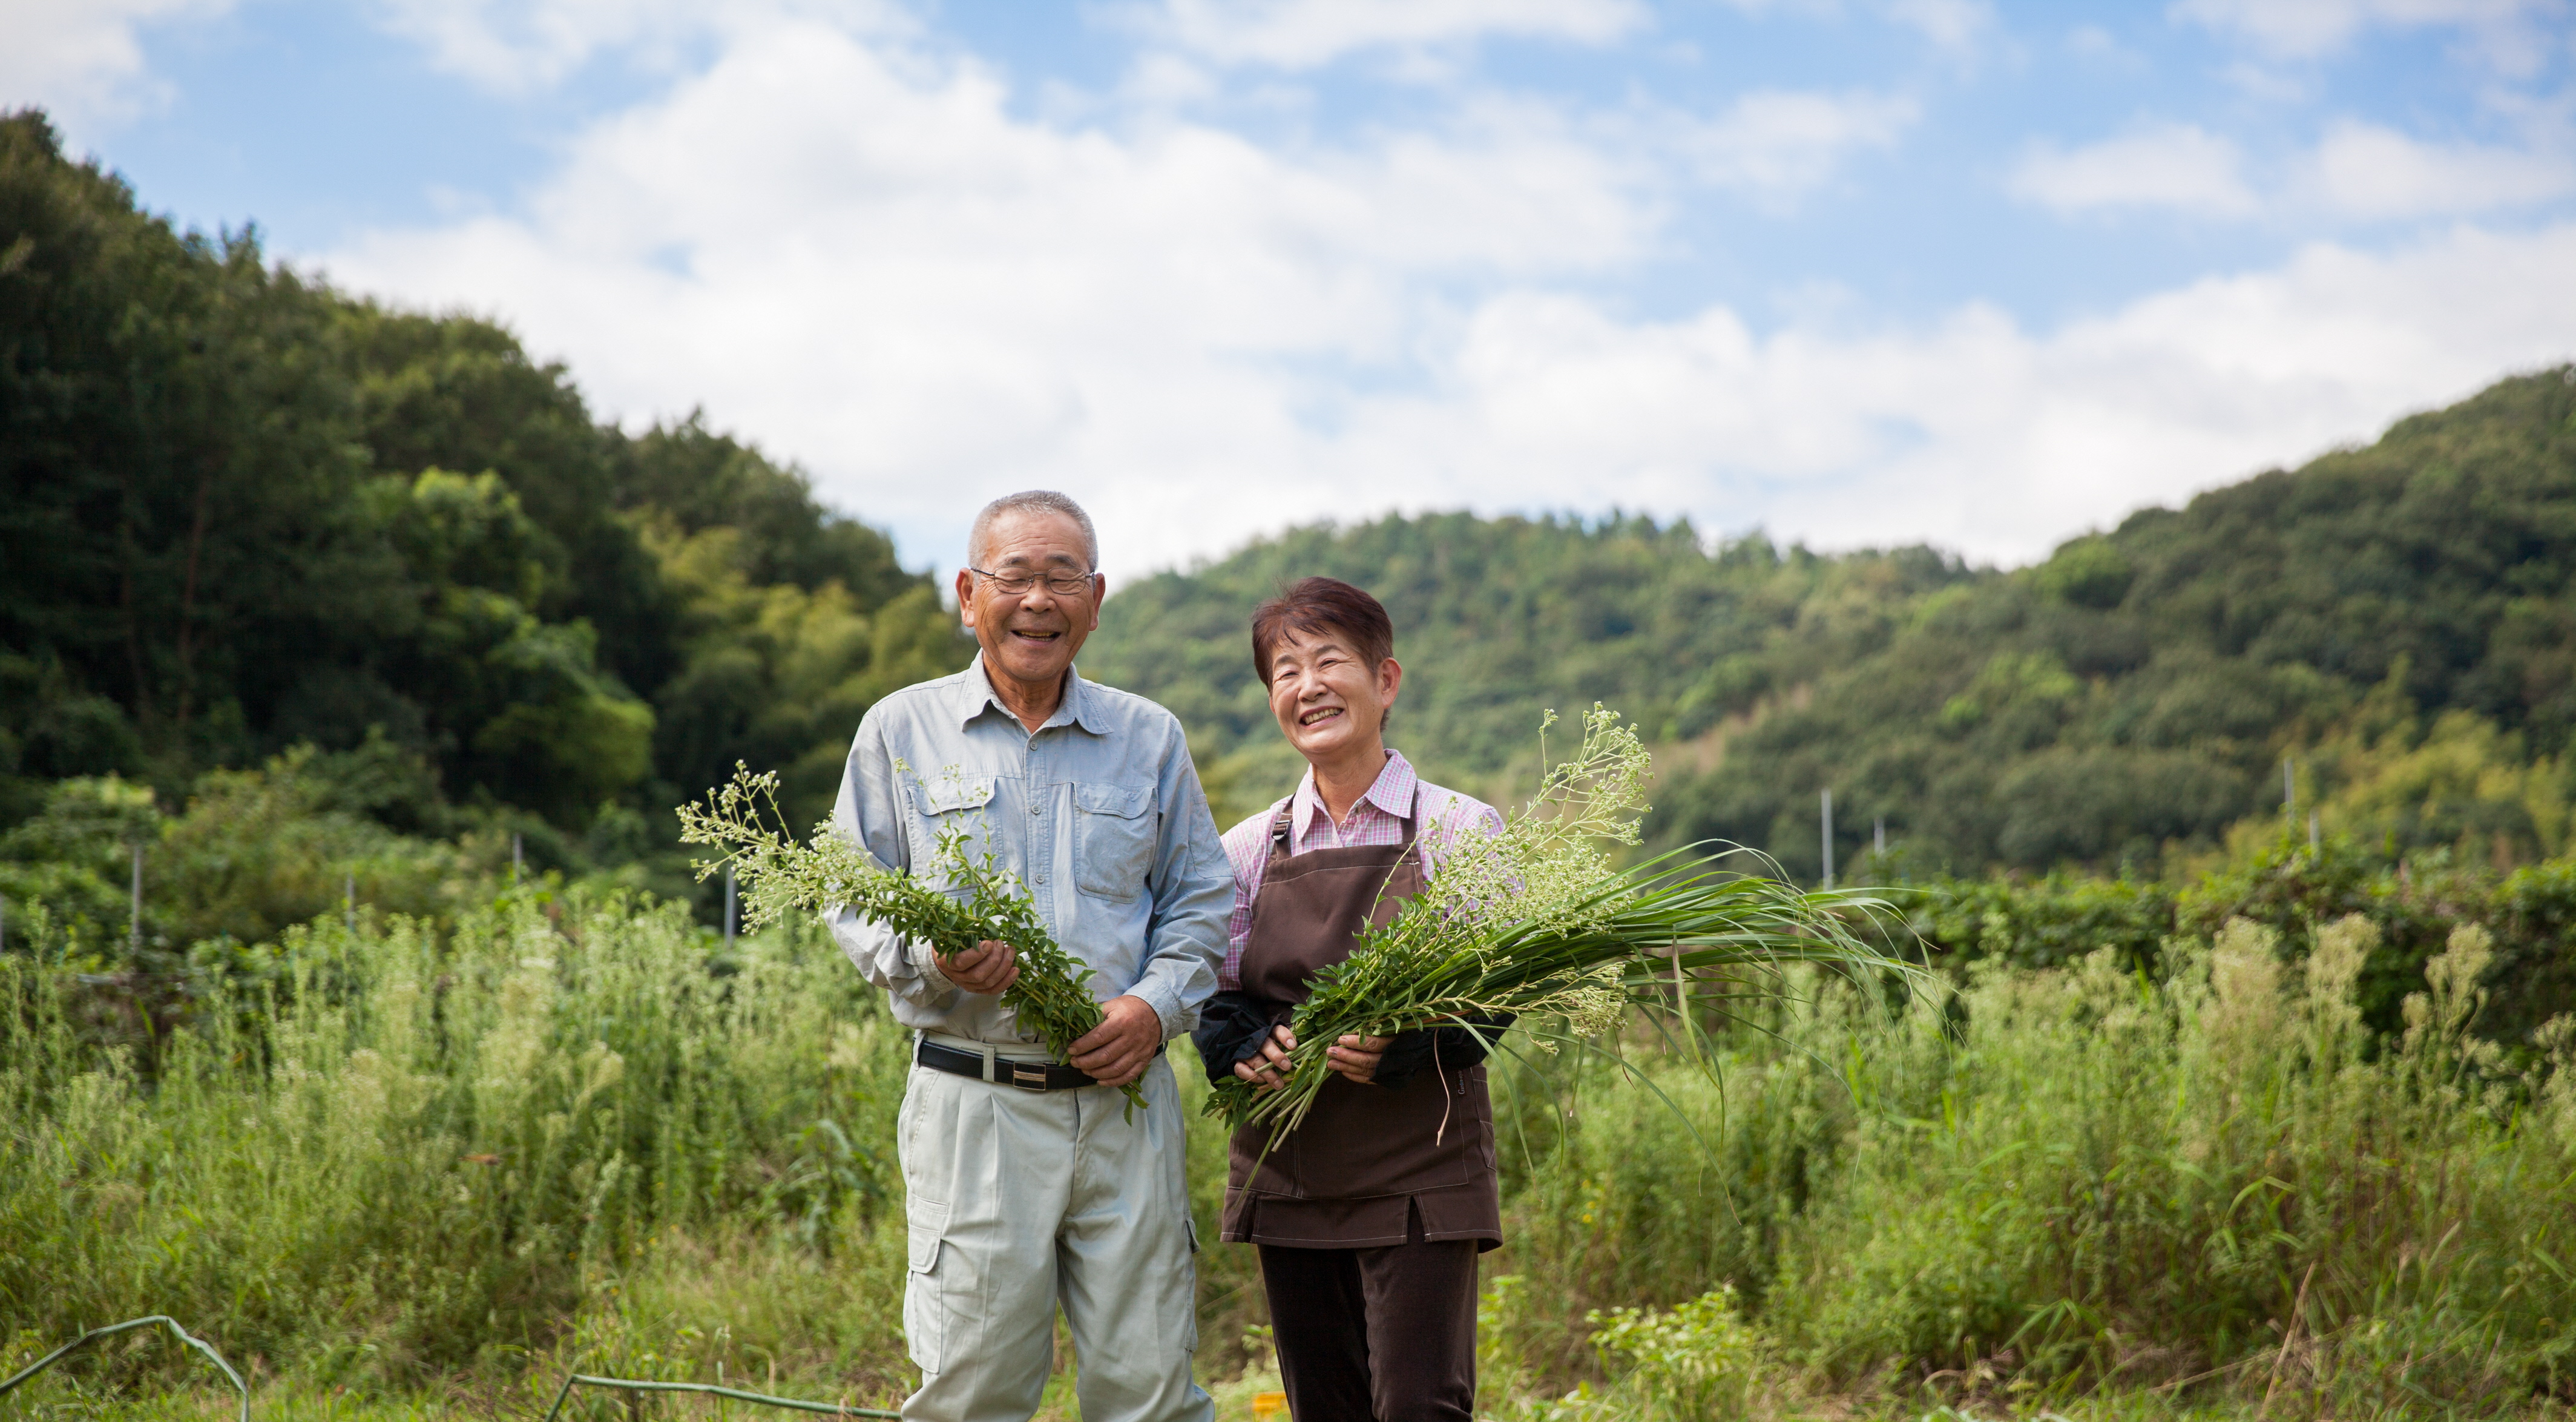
[1257,1232,1479,1422]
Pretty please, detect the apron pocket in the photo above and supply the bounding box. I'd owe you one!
[903,1199,951,1373]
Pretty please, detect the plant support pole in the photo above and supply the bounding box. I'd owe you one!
[0,1317,249,1422]
[1820,788,1835,890]
[543,1372,899,1422]
[131,841,143,952]
[2284,759,2295,823]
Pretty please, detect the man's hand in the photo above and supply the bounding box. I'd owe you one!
[1069,995,1162,1088]
[935,939,1021,996]
[1326,1033,1394,1085]
[1233,1024,1296,1093]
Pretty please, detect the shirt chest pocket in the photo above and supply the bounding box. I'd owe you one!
[907,775,996,881]
[1073,782,1157,902]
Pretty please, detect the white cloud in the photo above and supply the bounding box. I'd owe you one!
[2015,116,2576,225]
[1342,222,2576,565]
[2168,0,2555,58]
[326,20,1652,573]
[323,16,2576,581]
[2010,122,2258,217]
[1673,89,1916,207]
[1706,0,1995,50]
[1135,0,1648,69]
[2305,119,2576,218]
[0,0,228,132]
[372,0,907,91]
[1881,0,1993,49]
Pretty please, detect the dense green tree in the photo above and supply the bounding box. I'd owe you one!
[0,109,968,863]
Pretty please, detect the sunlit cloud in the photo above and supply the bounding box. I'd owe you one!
[322,13,2576,578]
[2305,119,2576,218]
[1672,89,1917,209]
[1130,0,1649,69]
[2009,122,2257,219]
[0,0,230,134]
[2167,0,2561,63]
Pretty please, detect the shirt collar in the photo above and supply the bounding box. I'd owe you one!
[954,654,1111,735]
[1292,748,1417,838]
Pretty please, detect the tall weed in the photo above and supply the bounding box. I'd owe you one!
[1,889,907,1387]
[1493,917,2576,1410]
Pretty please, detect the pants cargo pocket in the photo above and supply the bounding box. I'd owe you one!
[903,1199,951,1374]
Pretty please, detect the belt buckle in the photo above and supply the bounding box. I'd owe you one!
[1008,1060,1050,1091]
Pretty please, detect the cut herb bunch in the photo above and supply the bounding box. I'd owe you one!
[1207,704,1917,1137]
[678,765,1146,1113]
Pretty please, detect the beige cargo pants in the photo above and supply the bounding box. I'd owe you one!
[898,1041,1212,1422]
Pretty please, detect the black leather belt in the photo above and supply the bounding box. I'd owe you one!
[915,1038,1099,1090]
[913,1037,1165,1091]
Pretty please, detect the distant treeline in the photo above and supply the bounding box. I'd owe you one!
[0,110,970,898]
[1083,370,2576,880]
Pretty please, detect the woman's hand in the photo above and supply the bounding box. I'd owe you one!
[1233,1024,1296,1093]
[1326,1033,1394,1085]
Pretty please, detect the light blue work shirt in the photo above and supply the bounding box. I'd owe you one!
[827,655,1231,1046]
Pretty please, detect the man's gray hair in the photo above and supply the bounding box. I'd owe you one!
[968,490,1100,571]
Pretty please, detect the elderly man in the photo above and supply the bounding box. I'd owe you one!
[829,490,1229,1422]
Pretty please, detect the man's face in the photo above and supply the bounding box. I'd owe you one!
[1265,627,1399,766]
[956,510,1104,698]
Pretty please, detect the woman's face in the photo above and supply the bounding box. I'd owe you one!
[1266,627,1401,767]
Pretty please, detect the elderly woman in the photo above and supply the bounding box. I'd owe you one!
[1192,576,1508,1422]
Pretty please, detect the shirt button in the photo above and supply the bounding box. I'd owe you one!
[1030,803,1042,815]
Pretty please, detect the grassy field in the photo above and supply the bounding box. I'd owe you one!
[5,881,2574,1420]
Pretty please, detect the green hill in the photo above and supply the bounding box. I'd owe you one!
[12,97,2575,898]
[0,110,969,900]
[1083,369,2576,878]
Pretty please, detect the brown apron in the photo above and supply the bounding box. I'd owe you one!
[1220,786,1502,1251]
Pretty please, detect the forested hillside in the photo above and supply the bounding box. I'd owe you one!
[1083,369,2576,878]
[12,93,2576,906]
[0,111,968,917]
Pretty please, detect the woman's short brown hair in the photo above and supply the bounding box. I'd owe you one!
[1251,578,1395,688]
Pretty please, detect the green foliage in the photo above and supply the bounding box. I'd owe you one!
[3,861,2573,1416]
[1208,706,1916,1136]
[1580,1286,1763,1419]
[0,890,909,1390]
[1489,920,2576,1412]
[1085,369,2576,883]
[0,110,970,892]
[675,766,1135,1111]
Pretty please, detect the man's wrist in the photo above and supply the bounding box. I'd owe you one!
[1122,983,1183,1041]
[916,940,958,992]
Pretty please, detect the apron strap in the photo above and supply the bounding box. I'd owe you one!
[1266,800,1296,865]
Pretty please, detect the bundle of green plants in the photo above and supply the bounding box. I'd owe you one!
[678,764,1144,1111]
[1207,705,1916,1137]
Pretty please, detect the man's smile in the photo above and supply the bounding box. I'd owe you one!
[1299,706,1345,727]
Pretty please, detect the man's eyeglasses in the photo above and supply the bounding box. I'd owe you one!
[967,565,1098,598]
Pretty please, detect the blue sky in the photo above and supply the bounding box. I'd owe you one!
[13,0,2576,578]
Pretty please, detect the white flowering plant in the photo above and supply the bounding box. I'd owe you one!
[677,763,1146,1114]
[1206,703,1914,1138]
